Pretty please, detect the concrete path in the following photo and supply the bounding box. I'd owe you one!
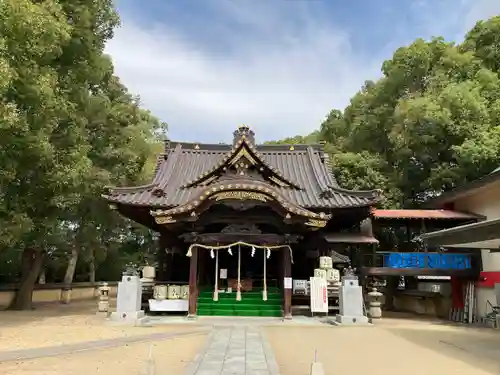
[0,328,208,363]
[185,326,280,375]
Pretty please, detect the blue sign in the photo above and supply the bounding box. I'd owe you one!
[383,253,472,270]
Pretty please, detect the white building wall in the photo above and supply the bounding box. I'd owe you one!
[452,179,500,316]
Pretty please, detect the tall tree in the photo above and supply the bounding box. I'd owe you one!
[270,16,500,208]
[0,0,87,309]
[0,0,164,308]
[318,18,500,207]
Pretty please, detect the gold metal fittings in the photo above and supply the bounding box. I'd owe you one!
[211,191,269,202]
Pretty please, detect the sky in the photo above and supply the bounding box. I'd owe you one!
[106,0,500,143]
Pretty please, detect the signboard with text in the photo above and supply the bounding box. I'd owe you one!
[383,253,472,270]
[310,277,328,313]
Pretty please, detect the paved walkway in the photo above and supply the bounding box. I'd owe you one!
[185,326,280,375]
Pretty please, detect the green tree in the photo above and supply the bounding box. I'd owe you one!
[0,0,164,308]
[318,18,500,206]
[265,131,320,145]
[271,16,500,208]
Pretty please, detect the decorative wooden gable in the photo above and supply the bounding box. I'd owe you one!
[182,125,301,189]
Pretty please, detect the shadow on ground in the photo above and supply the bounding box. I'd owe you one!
[385,324,500,375]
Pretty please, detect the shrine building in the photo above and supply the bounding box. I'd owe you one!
[102,125,382,318]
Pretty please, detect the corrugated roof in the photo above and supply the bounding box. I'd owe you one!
[104,141,381,209]
[372,209,480,220]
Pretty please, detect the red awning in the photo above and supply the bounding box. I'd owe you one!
[372,209,480,220]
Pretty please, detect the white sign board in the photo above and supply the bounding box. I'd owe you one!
[149,299,188,312]
[284,277,293,289]
[220,269,228,279]
[310,277,328,313]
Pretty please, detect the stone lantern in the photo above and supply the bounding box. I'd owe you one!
[367,287,383,319]
[97,282,110,315]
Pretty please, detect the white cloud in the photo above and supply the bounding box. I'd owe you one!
[106,2,382,143]
[459,0,500,38]
[106,0,500,143]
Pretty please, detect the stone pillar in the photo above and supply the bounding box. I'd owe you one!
[283,247,292,319]
[60,287,72,304]
[157,233,168,281]
[97,282,110,316]
[335,275,369,325]
[187,247,199,318]
[110,274,147,325]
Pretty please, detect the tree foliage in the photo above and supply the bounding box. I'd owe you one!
[0,0,165,308]
[309,16,500,207]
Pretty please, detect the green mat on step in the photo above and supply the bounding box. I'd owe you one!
[197,289,283,317]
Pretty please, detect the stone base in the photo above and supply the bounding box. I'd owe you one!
[310,362,325,375]
[109,310,149,326]
[96,311,111,318]
[186,314,198,320]
[333,314,370,325]
[283,313,293,320]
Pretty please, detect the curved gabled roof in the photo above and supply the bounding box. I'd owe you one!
[182,136,301,189]
[103,130,381,210]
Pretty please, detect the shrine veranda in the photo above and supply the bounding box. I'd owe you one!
[103,125,481,318]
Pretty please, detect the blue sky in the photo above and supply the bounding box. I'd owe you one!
[106,0,500,143]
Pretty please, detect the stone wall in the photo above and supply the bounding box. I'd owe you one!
[0,282,118,308]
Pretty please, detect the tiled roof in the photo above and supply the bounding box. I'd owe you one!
[104,141,381,210]
[372,209,481,220]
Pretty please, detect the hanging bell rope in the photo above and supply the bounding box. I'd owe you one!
[236,244,242,301]
[185,241,293,263]
[263,248,268,301]
[213,248,219,301]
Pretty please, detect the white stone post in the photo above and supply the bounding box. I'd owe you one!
[214,250,219,302]
[334,275,369,325]
[236,246,242,301]
[110,274,148,325]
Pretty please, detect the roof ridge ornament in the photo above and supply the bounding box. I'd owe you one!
[181,125,302,189]
[233,124,255,146]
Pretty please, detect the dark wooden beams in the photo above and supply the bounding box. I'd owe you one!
[187,248,199,318]
[180,232,300,246]
[282,247,292,319]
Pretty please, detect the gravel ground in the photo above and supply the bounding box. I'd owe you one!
[0,300,195,351]
[265,318,500,375]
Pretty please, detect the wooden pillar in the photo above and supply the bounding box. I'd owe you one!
[187,248,199,318]
[157,233,168,281]
[283,247,292,319]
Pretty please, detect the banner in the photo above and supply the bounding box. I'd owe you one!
[310,277,328,313]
